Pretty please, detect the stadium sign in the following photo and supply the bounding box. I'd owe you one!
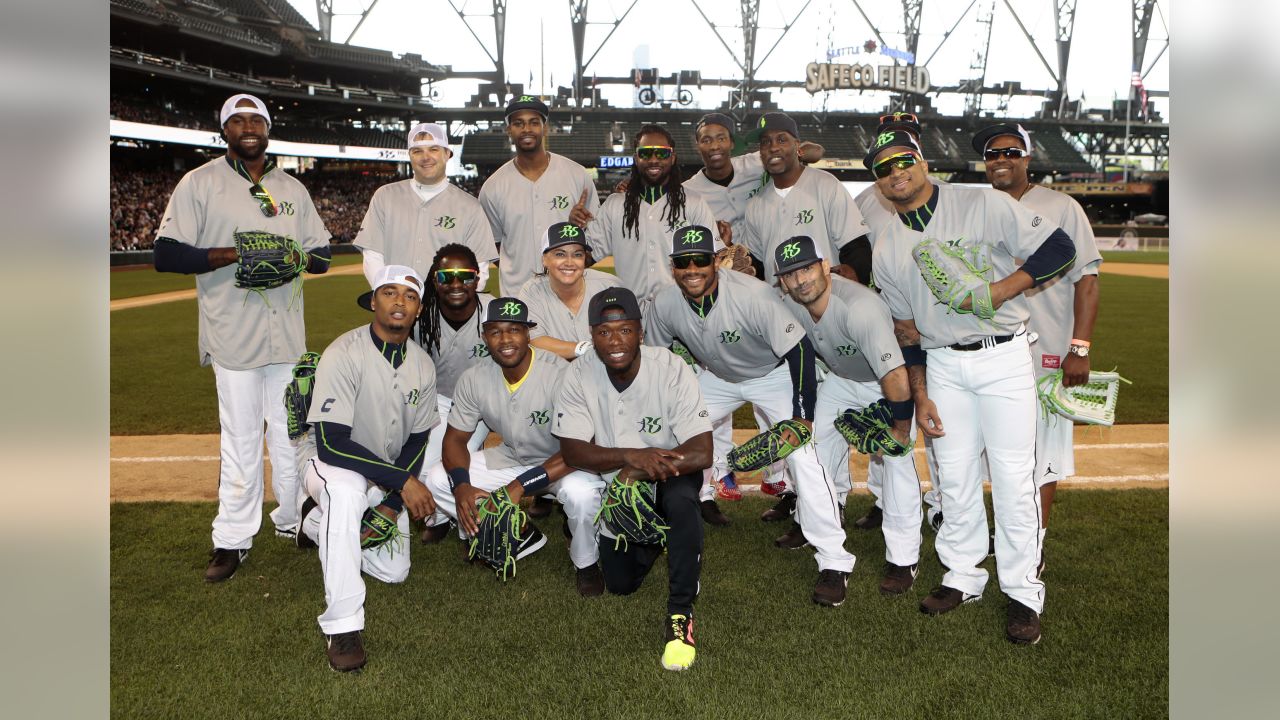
[804,63,930,96]
[599,155,634,169]
[109,120,412,163]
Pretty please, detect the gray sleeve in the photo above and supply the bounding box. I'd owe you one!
[585,199,612,259]
[307,348,358,427]
[872,247,913,321]
[667,360,713,444]
[298,192,332,250]
[1060,197,1102,282]
[645,296,675,348]
[687,196,720,249]
[460,197,500,263]
[552,363,596,442]
[826,176,868,250]
[520,280,550,339]
[740,202,763,260]
[155,173,204,247]
[353,188,386,254]
[477,181,505,249]
[989,191,1056,259]
[446,370,483,432]
[847,294,905,378]
[750,291,806,357]
[413,360,440,433]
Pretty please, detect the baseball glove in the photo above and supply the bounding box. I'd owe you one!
[233,230,307,292]
[727,419,813,472]
[467,487,526,581]
[716,243,755,277]
[360,504,408,556]
[284,351,322,440]
[1037,369,1131,426]
[911,239,996,320]
[833,400,913,458]
[595,475,669,550]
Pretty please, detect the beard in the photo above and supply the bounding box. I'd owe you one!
[230,135,268,160]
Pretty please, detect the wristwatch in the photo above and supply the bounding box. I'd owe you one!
[1068,344,1090,358]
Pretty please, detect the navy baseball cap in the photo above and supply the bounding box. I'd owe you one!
[505,94,549,121]
[696,113,736,137]
[774,235,824,276]
[971,123,1031,155]
[542,221,588,253]
[587,287,643,326]
[483,296,537,326]
[864,128,924,169]
[745,112,800,145]
[669,225,716,257]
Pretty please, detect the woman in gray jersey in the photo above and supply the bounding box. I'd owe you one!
[521,221,621,361]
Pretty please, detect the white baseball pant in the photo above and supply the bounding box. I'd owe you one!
[926,332,1045,612]
[1034,409,1074,488]
[210,361,299,550]
[300,458,411,636]
[424,452,605,570]
[700,364,853,573]
[424,394,488,471]
[701,379,788,501]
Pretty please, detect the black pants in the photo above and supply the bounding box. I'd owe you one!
[598,471,703,615]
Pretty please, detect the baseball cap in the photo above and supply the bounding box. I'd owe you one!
[696,113,736,137]
[669,225,716,257]
[864,128,923,169]
[407,122,453,156]
[877,111,922,138]
[483,296,537,326]
[971,123,1032,155]
[774,235,824,276]
[749,112,800,141]
[357,264,425,311]
[587,287,643,326]
[220,93,271,128]
[542,221,588,253]
[505,94,549,121]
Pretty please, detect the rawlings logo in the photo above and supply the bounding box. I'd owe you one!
[719,330,740,344]
[499,301,524,317]
[435,215,456,230]
[549,195,570,210]
[1042,354,1061,369]
[794,209,814,225]
[638,416,663,434]
[781,241,802,260]
[1032,216,1043,227]
[528,409,550,426]
[681,228,705,245]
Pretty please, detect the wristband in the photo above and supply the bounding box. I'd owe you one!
[901,344,926,368]
[885,399,914,422]
[1070,338,1091,347]
[447,467,470,491]
[515,465,551,494]
[574,340,593,357]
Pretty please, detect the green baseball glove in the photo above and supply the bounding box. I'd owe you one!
[834,400,913,458]
[468,487,526,581]
[727,419,812,472]
[911,238,995,320]
[1036,369,1131,426]
[595,475,669,550]
[284,351,322,440]
[233,230,307,291]
[359,503,408,556]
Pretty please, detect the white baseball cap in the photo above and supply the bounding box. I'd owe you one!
[372,264,424,296]
[220,93,272,128]
[407,122,453,156]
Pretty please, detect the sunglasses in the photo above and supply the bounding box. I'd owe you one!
[872,152,921,179]
[636,145,673,160]
[879,112,919,125]
[984,147,1028,160]
[249,183,277,217]
[672,254,714,269]
[434,269,479,285]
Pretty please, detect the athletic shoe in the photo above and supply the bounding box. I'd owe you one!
[515,525,548,560]
[853,505,883,530]
[761,476,788,496]
[774,521,809,549]
[925,507,943,532]
[919,585,981,615]
[575,564,605,597]
[760,493,796,522]
[661,614,696,671]
[297,497,318,550]
[527,495,554,519]
[420,521,452,545]
[714,472,743,501]
[204,548,247,583]
[274,528,297,541]
[1006,600,1042,645]
[812,569,850,607]
[879,562,919,596]
[325,630,366,672]
[700,499,730,526]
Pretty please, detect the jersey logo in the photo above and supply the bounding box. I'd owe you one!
[405,389,422,406]
[638,416,663,434]
[719,330,740,344]
[435,215,456,230]
[275,201,295,216]
[549,195,570,210]
[469,343,490,358]
[835,344,857,357]
[780,241,802,260]
[680,228,705,245]
[528,409,550,426]
[1032,216,1043,227]
[794,209,814,225]
[558,224,582,239]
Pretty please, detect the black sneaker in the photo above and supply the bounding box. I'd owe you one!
[919,585,981,615]
[528,495,554,519]
[325,630,367,672]
[760,493,797,522]
[204,548,247,583]
[515,525,547,560]
[926,507,943,532]
[853,505,883,530]
[774,521,810,549]
[879,562,919,596]
[812,569,850,607]
[700,499,730,526]
[297,497,318,550]
[1006,599,1042,645]
[575,564,605,597]
[420,521,453,545]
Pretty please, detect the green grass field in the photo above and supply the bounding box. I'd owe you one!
[111,490,1168,719]
[109,254,364,300]
[1101,250,1168,265]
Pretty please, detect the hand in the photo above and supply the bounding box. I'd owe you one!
[915,397,945,438]
[570,188,594,227]
[716,220,733,246]
[208,247,239,270]
[502,479,526,505]
[400,476,436,521]
[621,447,684,481]
[783,417,814,448]
[1062,351,1090,387]
[452,483,491,536]
[887,421,912,453]
[830,263,858,282]
[613,179,630,194]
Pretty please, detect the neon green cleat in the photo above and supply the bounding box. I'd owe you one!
[660,614,696,671]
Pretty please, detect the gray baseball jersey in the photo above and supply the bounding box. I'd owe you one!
[682,153,770,243]
[307,325,439,463]
[354,180,498,277]
[648,269,805,383]
[871,184,1059,348]
[855,177,944,244]
[449,349,568,470]
[1019,185,1102,377]
[521,269,622,343]
[157,157,330,369]
[781,275,903,383]
[425,294,493,399]
[584,191,718,304]
[554,346,712,451]
[478,153,600,293]
[742,165,867,286]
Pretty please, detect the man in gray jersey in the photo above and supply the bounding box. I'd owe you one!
[479,95,599,293]
[553,288,713,671]
[974,123,1102,553]
[297,265,439,672]
[773,235,923,595]
[153,93,333,582]
[647,226,854,607]
[356,122,498,290]
[423,297,606,595]
[865,130,1077,644]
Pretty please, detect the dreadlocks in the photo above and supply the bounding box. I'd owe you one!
[416,243,482,356]
[621,124,686,239]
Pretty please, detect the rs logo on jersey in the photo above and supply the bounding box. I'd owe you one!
[719,330,740,344]
[835,344,857,357]
[549,195,570,210]
[276,201,295,216]
[794,209,814,225]
[638,416,663,434]
[435,215,456,229]
[528,409,550,426]
[405,389,421,406]
[469,343,490,358]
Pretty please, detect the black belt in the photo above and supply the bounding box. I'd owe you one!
[949,334,1014,351]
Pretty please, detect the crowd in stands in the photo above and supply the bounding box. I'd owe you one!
[110,97,215,131]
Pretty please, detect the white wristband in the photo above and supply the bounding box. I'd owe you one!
[574,340,593,357]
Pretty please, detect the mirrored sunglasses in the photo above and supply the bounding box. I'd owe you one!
[249,183,277,217]
[872,152,921,179]
[434,269,479,285]
[984,147,1028,160]
[672,254,714,269]
[637,145,673,160]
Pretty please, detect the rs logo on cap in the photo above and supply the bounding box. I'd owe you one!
[500,301,523,316]
[781,242,802,260]
[558,224,581,238]
[877,131,895,145]
[681,229,704,244]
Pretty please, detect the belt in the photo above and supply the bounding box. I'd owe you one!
[949,334,1014,351]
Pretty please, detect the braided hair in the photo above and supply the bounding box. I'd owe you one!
[416,243,481,357]
[622,124,686,239]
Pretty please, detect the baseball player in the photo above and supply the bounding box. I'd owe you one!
[974,122,1102,557]
[295,265,438,672]
[553,287,713,671]
[521,221,622,361]
[865,129,1077,644]
[478,95,599,293]
[647,225,854,607]
[422,296,607,595]
[356,122,498,290]
[773,235,923,595]
[153,92,332,582]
